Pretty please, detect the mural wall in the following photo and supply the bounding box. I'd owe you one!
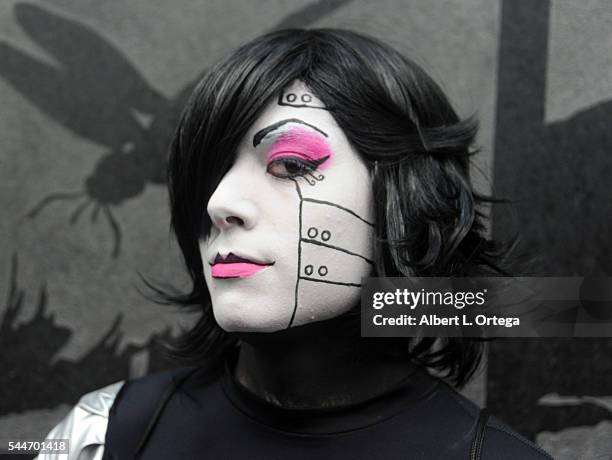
[489,1,612,457]
[1,1,610,458]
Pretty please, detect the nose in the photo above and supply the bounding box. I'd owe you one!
[206,166,259,231]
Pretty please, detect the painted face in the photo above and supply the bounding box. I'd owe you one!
[201,81,374,332]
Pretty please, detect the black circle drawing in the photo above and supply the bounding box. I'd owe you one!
[318,265,328,276]
[321,230,331,241]
[301,94,312,103]
[307,227,318,238]
[286,93,297,103]
[305,265,314,276]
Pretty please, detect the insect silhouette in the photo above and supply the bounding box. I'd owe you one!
[1,0,353,257]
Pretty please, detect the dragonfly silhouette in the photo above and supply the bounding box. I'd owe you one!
[1,1,353,257]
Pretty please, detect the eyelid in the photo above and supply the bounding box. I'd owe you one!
[268,155,329,171]
[265,138,332,168]
[267,151,315,162]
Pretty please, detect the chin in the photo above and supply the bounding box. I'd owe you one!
[212,304,292,333]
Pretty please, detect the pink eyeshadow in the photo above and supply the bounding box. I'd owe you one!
[266,127,333,169]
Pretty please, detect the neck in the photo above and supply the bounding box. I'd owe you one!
[229,315,416,409]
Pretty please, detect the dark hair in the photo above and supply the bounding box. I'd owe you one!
[155,28,514,387]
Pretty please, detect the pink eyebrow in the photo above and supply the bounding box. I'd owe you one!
[266,127,333,169]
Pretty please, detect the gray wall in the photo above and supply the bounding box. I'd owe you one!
[1,1,610,458]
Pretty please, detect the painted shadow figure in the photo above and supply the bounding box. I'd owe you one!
[0,253,179,416]
[0,254,135,415]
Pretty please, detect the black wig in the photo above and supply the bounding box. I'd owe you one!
[156,28,514,387]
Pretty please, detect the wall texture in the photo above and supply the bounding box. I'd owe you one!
[0,1,610,458]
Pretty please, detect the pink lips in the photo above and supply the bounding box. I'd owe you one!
[211,253,273,278]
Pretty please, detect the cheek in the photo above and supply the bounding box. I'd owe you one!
[290,188,375,327]
[202,181,303,332]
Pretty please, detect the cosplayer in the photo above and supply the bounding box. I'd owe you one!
[38,29,553,459]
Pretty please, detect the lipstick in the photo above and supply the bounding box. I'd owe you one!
[211,253,273,278]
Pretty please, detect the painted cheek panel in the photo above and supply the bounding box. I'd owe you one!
[300,200,374,264]
[285,178,374,328]
[299,241,372,286]
[293,282,361,327]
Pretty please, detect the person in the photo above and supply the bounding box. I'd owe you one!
[38,28,554,459]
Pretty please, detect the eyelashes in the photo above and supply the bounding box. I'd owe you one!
[266,155,329,180]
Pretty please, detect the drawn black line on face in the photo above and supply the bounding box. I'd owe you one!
[252,118,328,148]
[286,179,375,329]
[300,238,374,265]
[278,91,327,110]
[289,178,305,328]
[302,198,375,227]
[302,169,325,186]
[299,277,361,287]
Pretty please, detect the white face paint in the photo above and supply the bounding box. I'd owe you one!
[201,81,374,332]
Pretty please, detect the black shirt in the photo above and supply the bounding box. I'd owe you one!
[104,353,554,459]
